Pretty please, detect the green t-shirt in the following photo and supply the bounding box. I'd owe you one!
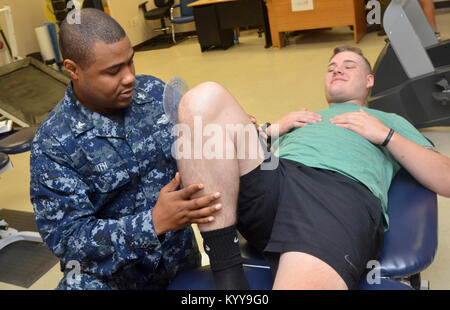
[273,102,433,229]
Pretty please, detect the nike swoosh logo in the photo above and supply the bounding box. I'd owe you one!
[344,255,358,272]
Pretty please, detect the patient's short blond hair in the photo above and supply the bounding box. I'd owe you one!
[331,46,373,75]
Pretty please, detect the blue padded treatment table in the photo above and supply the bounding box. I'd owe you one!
[167,168,437,290]
[0,127,43,253]
[168,263,413,290]
[0,127,37,154]
[377,169,437,279]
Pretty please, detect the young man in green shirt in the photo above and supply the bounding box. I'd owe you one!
[175,46,450,290]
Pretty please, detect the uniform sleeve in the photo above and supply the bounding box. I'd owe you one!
[30,134,163,278]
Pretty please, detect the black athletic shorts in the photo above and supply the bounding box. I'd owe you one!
[237,155,385,289]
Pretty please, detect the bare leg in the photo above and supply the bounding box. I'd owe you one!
[273,252,348,290]
[418,0,437,29]
[176,82,265,289]
[177,81,264,231]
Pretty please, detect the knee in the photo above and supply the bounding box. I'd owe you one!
[178,81,230,122]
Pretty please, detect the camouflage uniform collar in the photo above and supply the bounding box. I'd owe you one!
[91,111,126,138]
[67,83,125,138]
[132,76,156,105]
[65,83,94,137]
[67,77,155,137]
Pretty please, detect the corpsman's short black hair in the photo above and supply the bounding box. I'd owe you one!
[59,8,127,68]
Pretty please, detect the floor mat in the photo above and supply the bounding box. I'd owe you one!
[0,58,69,127]
[0,241,59,288]
[0,209,39,231]
[0,209,58,288]
[134,33,189,52]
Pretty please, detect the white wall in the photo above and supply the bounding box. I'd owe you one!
[0,0,48,65]
[106,0,195,46]
[0,0,196,66]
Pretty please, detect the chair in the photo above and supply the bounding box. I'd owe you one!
[170,0,196,44]
[168,168,438,290]
[167,263,414,290]
[0,127,42,251]
[0,127,37,154]
[139,0,175,35]
[0,152,11,175]
[82,0,105,10]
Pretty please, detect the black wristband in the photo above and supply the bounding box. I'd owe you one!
[260,122,271,146]
[381,128,395,146]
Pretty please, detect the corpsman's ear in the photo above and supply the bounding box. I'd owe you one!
[64,59,80,81]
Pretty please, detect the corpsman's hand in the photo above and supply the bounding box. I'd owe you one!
[329,108,391,145]
[153,173,222,236]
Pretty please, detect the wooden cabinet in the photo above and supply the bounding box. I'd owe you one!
[266,0,367,47]
[192,4,235,51]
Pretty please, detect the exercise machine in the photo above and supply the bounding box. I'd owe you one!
[0,6,19,65]
[368,0,450,128]
[0,128,43,251]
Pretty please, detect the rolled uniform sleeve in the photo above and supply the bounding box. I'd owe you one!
[30,135,162,278]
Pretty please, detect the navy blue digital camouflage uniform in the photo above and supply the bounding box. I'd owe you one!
[30,75,201,290]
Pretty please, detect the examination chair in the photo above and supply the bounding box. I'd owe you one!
[0,126,42,251]
[168,168,438,290]
[139,0,175,35]
[170,0,196,44]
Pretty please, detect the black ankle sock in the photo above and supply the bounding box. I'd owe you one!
[211,264,250,290]
[201,225,250,290]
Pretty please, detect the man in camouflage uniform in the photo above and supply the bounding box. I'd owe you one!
[30,9,221,289]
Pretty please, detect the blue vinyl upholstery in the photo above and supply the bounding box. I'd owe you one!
[170,0,194,24]
[169,263,273,290]
[0,152,9,171]
[358,278,414,290]
[377,169,438,277]
[167,261,413,290]
[0,127,37,154]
